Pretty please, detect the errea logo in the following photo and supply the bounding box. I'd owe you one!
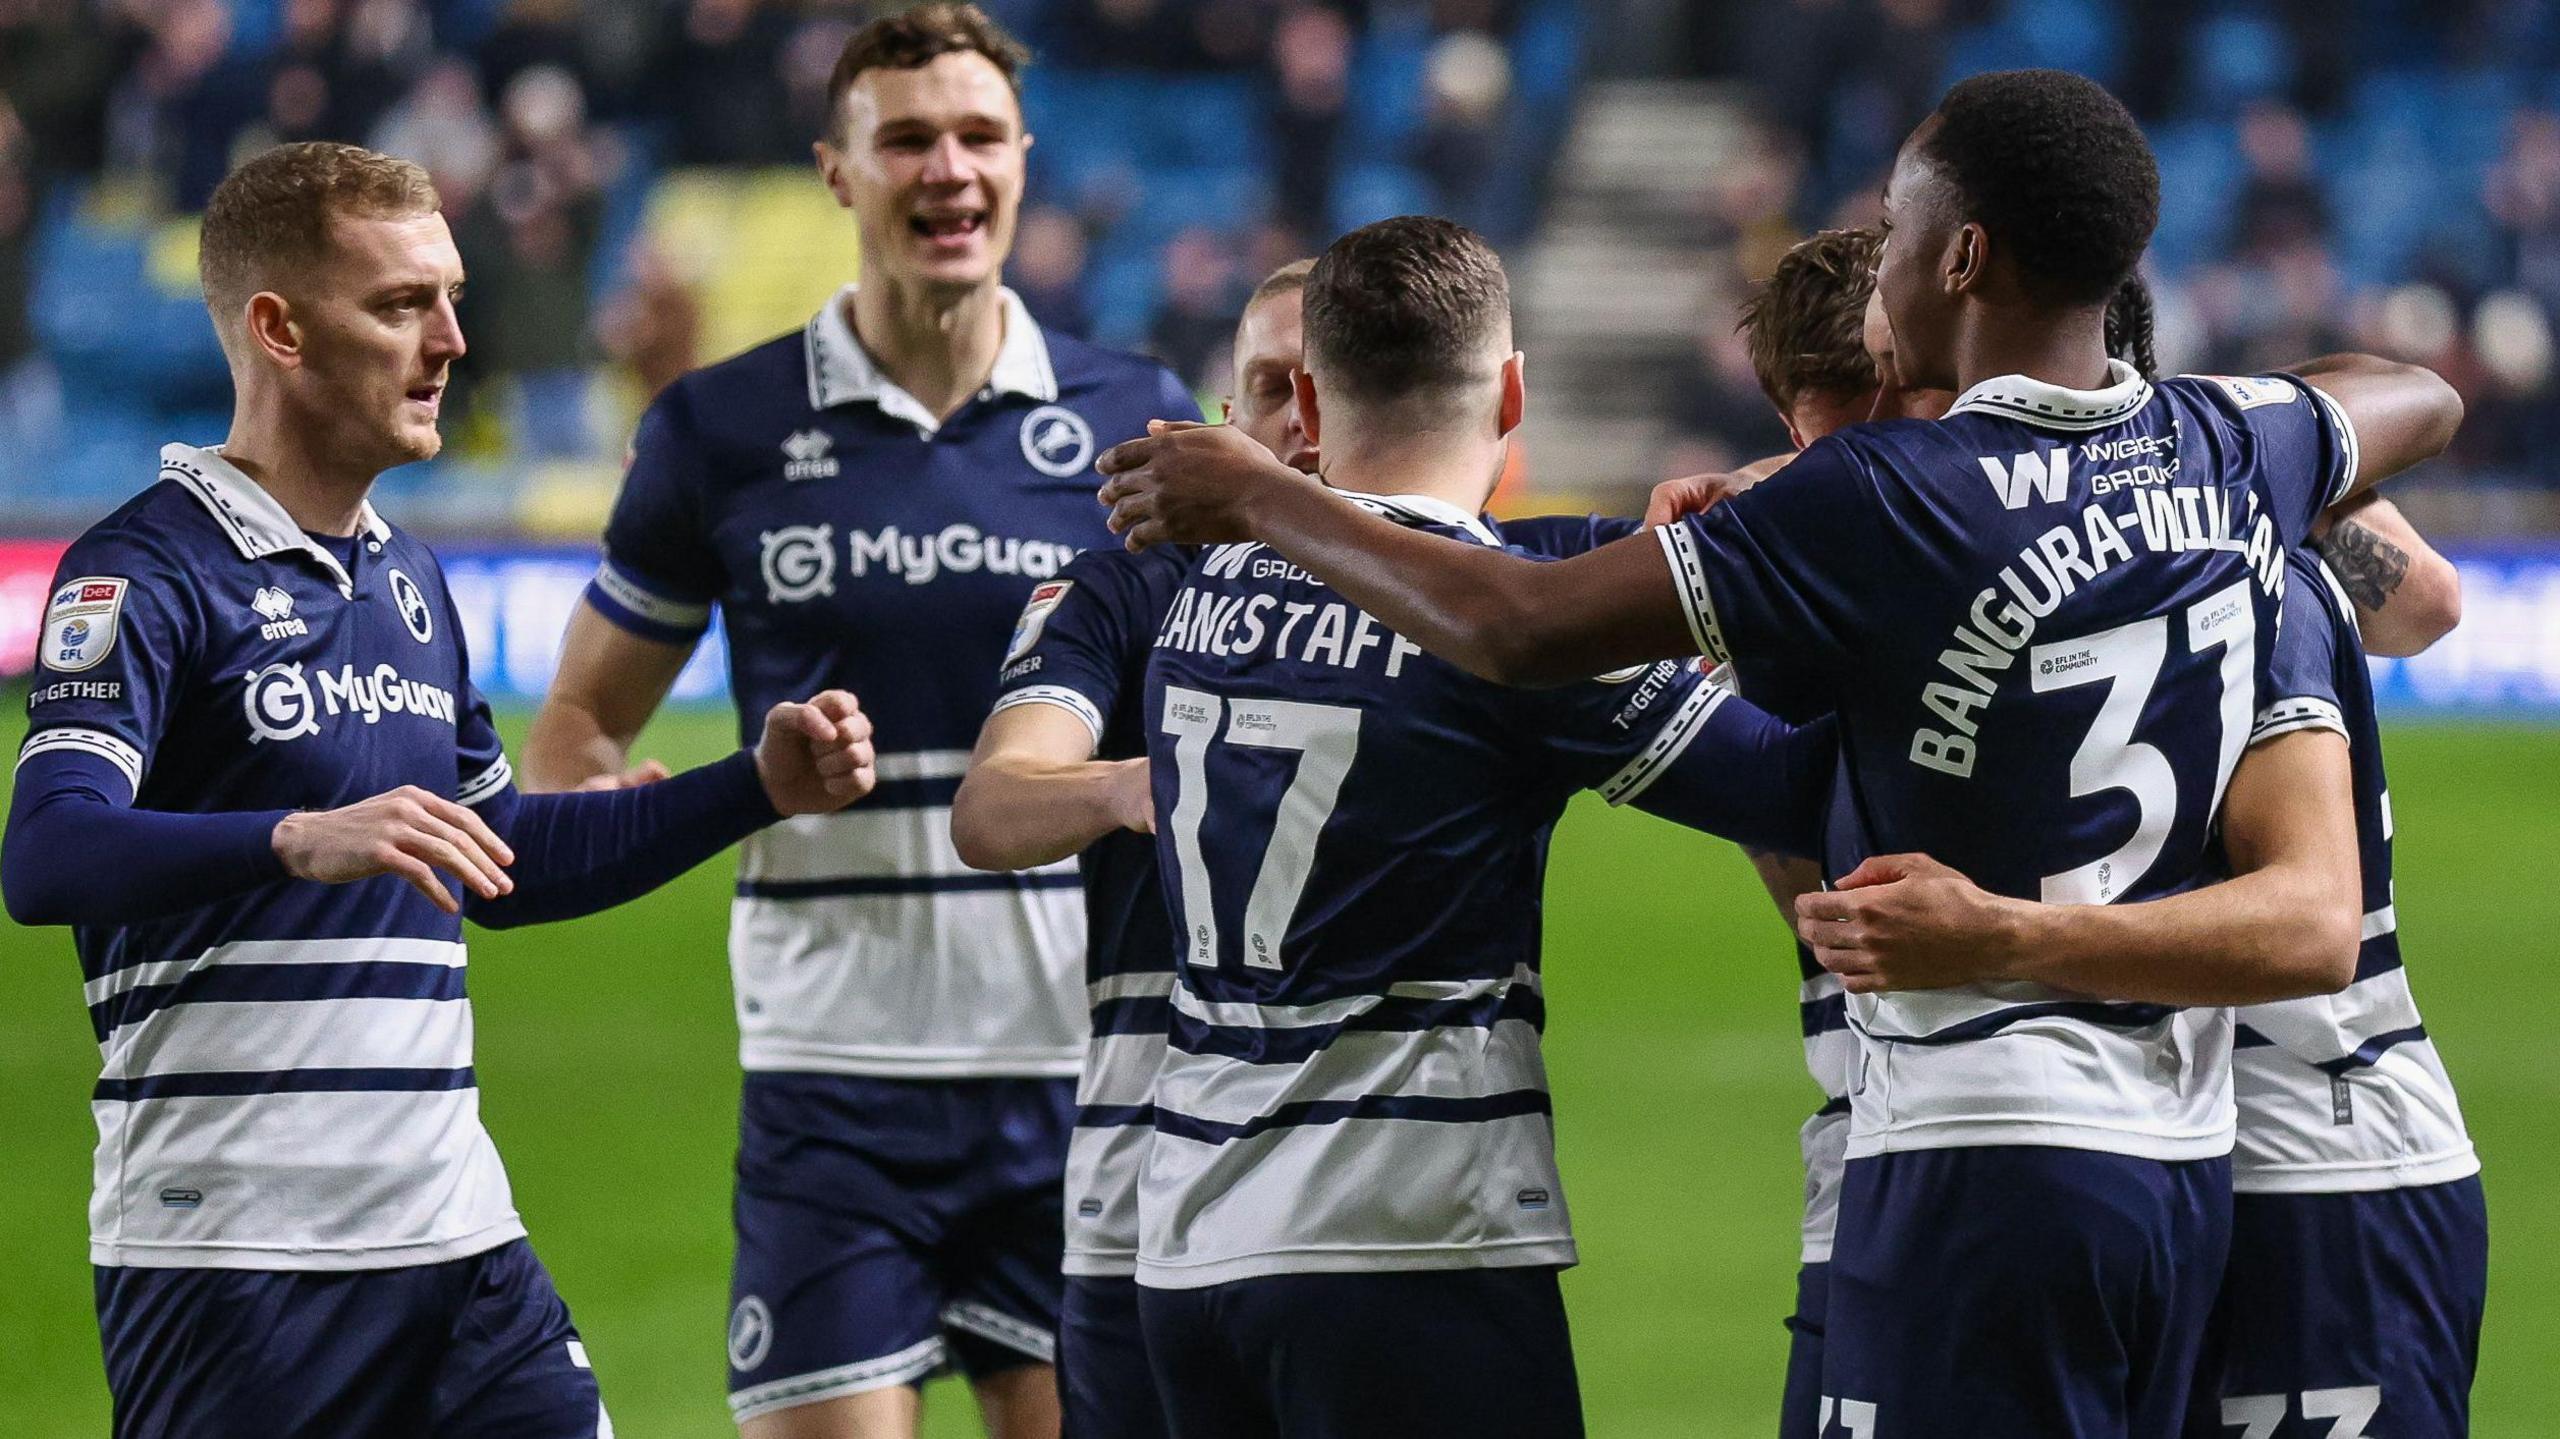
[781,429,840,481]
[251,587,309,642]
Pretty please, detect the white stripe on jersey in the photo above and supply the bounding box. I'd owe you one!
[102,992,471,1082]
[2251,696,2348,744]
[731,886,1086,1079]
[740,806,1076,886]
[1844,995,2236,1162]
[991,685,1106,751]
[2232,1033,2476,1194]
[1798,1107,1850,1265]
[456,755,513,808]
[92,1087,522,1270]
[1600,678,1730,805]
[19,726,145,796]
[85,936,467,1010]
[593,558,712,632]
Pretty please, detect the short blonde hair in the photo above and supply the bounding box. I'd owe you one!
[199,142,441,340]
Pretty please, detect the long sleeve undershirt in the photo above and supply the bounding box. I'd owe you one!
[4,749,780,929]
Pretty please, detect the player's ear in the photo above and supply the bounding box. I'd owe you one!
[1947,222,1986,297]
[812,141,855,209]
[1292,368,1322,446]
[1496,351,1526,438]
[244,291,303,371]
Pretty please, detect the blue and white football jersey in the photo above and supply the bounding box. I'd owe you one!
[16,445,520,1270]
[585,287,1197,1078]
[2234,550,2476,1194]
[1659,361,2360,1161]
[986,545,1188,1277]
[1138,492,1828,1289]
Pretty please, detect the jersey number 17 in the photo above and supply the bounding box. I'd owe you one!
[1159,686,1362,972]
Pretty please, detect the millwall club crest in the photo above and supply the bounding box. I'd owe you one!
[1019,405,1095,477]
[43,576,126,673]
[386,569,434,644]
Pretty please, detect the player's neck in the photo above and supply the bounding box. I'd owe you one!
[219,401,374,538]
[1950,304,2113,397]
[1317,429,1501,518]
[848,278,1007,422]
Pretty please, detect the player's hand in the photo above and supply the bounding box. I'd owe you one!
[1105,757,1155,835]
[271,786,517,915]
[1644,471,1753,526]
[1794,853,2024,993]
[575,759,672,792]
[755,690,877,815]
[1097,421,1310,550]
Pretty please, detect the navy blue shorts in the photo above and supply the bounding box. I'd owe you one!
[2186,1177,2487,1439]
[96,1238,604,1439]
[1781,1262,1829,1439]
[1137,1267,1583,1439]
[1061,1274,1171,1439]
[726,1072,1072,1422]
[1823,1147,2232,1439]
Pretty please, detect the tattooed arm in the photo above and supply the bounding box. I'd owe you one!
[2313,494,2462,658]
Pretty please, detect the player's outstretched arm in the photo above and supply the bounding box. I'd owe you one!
[2314,493,2462,658]
[468,692,875,929]
[2287,353,2462,503]
[521,602,695,792]
[4,757,516,925]
[951,704,1150,872]
[1098,425,1696,687]
[1798,728,2360,1005]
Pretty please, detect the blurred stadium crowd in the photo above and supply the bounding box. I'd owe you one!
[0,0,1577,528]
[0,0,2556,533]
[1665,0,2560,530]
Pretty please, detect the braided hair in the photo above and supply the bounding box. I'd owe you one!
[2104,272,2158,379]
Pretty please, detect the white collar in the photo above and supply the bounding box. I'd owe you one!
[160,442,390,598]
[1334,487,1501,546]
[1944,358,2153,432]
[803,285,1059,434]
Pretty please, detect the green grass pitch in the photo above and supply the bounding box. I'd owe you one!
[1,710,2552,1436]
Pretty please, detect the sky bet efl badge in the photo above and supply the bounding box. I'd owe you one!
[43,576,127,673]
[1005,580,1074,665]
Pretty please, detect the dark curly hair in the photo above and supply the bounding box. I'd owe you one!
[1919,69,2159,307]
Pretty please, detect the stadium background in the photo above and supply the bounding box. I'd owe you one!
[0,0,2553,1433]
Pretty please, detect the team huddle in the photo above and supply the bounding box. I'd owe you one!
[2,3,2489,1438]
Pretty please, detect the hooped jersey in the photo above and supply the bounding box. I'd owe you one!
[1137,492,1830,1289]
[987,545,1189,1276]
[1658,362,2360,1161]
[585,287,1197,1078]
[17,445,522,1270]
[2235,550,2477,1193]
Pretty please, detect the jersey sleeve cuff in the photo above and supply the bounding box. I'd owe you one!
[990,685,1107,752]
[2305,383,2362,508]
[18,727,144,799]
[455,755,515,809]
[585,560,713,644]
[1655,523,1733,667]
[1598,679,1731,806]
[2250,696,2347,745]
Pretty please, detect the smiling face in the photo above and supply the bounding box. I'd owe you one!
[817,50,1028,297]
[277,211,468,470]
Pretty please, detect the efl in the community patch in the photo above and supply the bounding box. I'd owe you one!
[43,576,128,673]
[1004,580,1074,665]
[2200,374,2299,410]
